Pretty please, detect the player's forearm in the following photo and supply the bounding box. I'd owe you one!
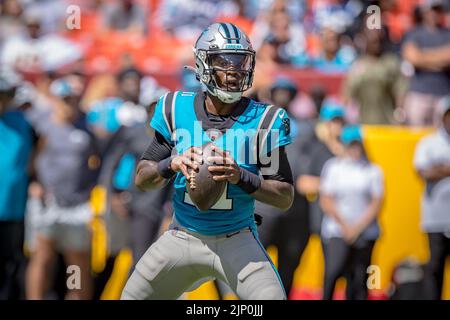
[251,180,294,211]
[135,160,167,191]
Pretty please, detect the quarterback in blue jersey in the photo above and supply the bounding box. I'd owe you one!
[121,22,294,300]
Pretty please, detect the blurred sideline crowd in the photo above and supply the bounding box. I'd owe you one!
[1,0,450,300]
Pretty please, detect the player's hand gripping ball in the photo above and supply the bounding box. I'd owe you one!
[185,143,239,211]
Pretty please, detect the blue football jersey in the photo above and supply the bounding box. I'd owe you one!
[150,91,291,235]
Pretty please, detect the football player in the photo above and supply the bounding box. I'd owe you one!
[121,22,294,300]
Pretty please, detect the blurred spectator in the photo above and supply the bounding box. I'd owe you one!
[116,67,142,105]
[256,77,310,298]
[86,66,171,297]
[252,0,306,23]
[344,23,407,124]
[312,23,356,73]
[270,77,299,120]
[0,0,26,44]
[1,11,43,72]
[86,68,141,297]
[413,95,450,300]
[0,10,82,72]
[311,0,365,33]
[320,125,384,300]
[289,84,320,120]
[101,0,147,35]
[156,0,239,41]
[25,73,98,300]
[0,67,34,300]
[85,95,130,299]
[22,0,67,34]
[401,0,450,126]
[297,102,346,237]
[87,68,147,139]
[22,79,68,300]
[291,85,326,199]
[119,101,172,268]
[256,3,309,67]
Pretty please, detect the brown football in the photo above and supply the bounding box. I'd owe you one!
[186,142,226,211]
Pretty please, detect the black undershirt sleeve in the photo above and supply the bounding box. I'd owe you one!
[238,146,293,194]
[261,147,294,184]
[141,131,173,162]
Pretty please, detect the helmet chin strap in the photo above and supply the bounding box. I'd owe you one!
[206,85,242,104]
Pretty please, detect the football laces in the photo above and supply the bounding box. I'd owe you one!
[189,170,196,190]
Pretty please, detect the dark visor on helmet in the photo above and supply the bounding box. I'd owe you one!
[210,53,252,71]
[208,53,253,92]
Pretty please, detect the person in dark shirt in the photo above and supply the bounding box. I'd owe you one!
[86,68,173,299]
[93,100,172,271]
[254,77,310,298]
[401,0,450,126]
[297,102,346,237]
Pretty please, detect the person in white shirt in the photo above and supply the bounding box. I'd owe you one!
[319,125,384,300]
[414,95,450,300]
